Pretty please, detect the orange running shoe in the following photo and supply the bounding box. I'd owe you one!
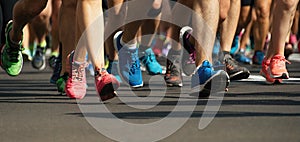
[260,59,282,84]
[269,54,290,79]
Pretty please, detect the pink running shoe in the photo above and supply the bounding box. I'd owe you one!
[269,54,290,79]
[95,68,120,101]
[260,59,282,84]
[65,51,88,99]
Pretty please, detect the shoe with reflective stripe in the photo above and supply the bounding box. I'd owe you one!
[260,59,282,84]
[1,20,24,76]
[95,69,120,102]
[114,31,143,88]
[65,51,88,99]
[269,54,290,79]
[224,54,250,80]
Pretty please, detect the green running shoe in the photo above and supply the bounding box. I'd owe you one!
[1,21,24,76]
[56,73,69,93]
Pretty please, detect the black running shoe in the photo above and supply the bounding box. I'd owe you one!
[164,51,183,87]
[50,53,62,84]
[180,26,196,76]
[224,54,250,80]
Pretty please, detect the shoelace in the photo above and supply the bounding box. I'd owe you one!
[167,58,180,77]
[225,56,239,70]
[72,64,86,82]
[272,56,291,65]
[6,47,23,62]
[129,51,139,73]
[187,51,196,64]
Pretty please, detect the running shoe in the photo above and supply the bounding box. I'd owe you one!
[32,46,46,70]
[65,51,88,99]
[0,20,24,76]
[191,60,228,97]
[113,31,143,88]
[107,60,122,83]
[22,48,32,61]
[95,68,120,101]
[260,59,282,84]
[252,50,264,65]
[56,73,68,93]
[224,54,250,80]
[269,54,290,79]
[164,50,183,87]
[233,52,252,64]
[139,48,162,75]
[48,55,58,69]
[180,26,196,76]
[50,54,62,84]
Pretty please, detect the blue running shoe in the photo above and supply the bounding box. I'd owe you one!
[191,60,229,97]
[234,52,252,64]
[107,60,122,83]
[252,50,264,65]
[113,31,143,88]
[139,48,162,75]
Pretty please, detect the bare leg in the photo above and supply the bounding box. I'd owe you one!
[192,0,219,65]
[10,0,48,43]
[51,0,61,56]
[220,0,241,53]
[253,0,272,53]
[266,0,299,59]
[105,0,125,61]
[59,0,77,75]
[74,0,104,69]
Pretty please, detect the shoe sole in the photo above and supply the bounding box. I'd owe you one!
[230,70,250,80]
[166,82,183,87]
[267,68,289,79]
[260,70,283,84]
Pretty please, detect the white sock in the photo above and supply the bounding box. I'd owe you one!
[121,37,137,50]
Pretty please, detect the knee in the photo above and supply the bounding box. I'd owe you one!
[255,4,270,21]
[281,0,298,11]
[23,0,48,17]
[219,0,230,21]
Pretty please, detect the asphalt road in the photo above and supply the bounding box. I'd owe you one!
[0,54,300,142]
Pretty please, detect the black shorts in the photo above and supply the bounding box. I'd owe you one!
[0,0,18,44]
[241,0,254,6]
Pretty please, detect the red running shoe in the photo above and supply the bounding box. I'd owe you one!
[260,59,282,84]
[95,68,120,101]
[269,54,290,79]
